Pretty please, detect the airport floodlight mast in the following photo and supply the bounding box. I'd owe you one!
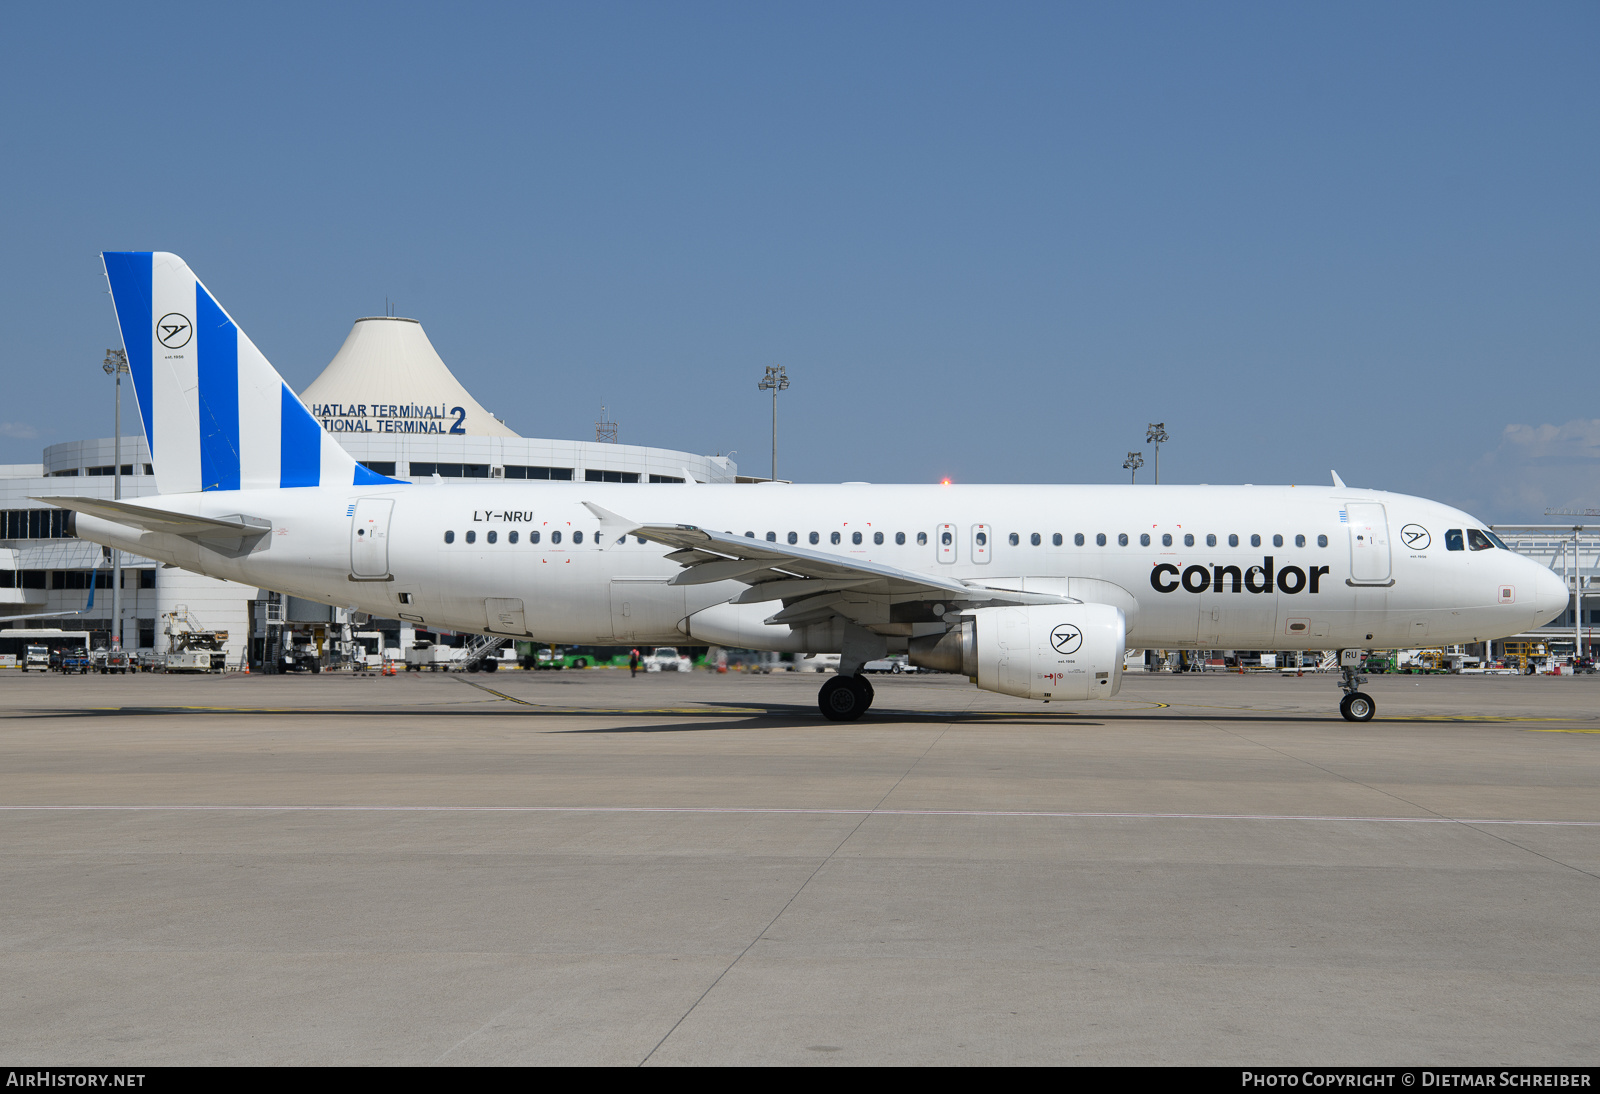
[595,405,618,444]
[102,348,128,650]
[758,364,789,482]
[1146,423,1167,484]
[1124,451,1144,484]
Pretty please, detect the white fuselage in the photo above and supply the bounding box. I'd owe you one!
[72,482,1567,652]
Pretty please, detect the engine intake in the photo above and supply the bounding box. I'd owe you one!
[909,603,1126,701]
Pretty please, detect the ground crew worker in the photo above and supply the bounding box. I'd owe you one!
[629,648,639,677]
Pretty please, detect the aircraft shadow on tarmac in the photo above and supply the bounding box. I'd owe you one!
[15,698,1578,730]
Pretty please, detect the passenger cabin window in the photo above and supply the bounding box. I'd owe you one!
[810,532,820,544]
[1031,533,1041,546]
[832,532,842,545]
[465,530,477,544]
[1295,534,1305,547]
[1184,534,1195,547]
[1075,533,1085,546]
[873,531,884,545]
[1052,533,1062,546]
[1272,535,1282,547]
[1251,534,1261,547]
[573,531,584,544]
[1140,533,1150,546]
[852,531,863,545]
[444,530,454,544]
[1467,528,1496,551]
[787,532,797,544]
[940,531,951,546]
[509,531,519,544]
[1096,533,1107,546]
[1316,534,1328,547]
[766,532,777,542]
[895,532,906,545]
[1162,534,1172,547]
[487,531,497,544]
[975,532,986,546]
[745,531,755,538]
[917,532,928,546]
[551,531,561,544]
[1228,534,1238,547]
[1118,533,1129,546]
[1009,533,1020,546]
[1206,534,1217,547]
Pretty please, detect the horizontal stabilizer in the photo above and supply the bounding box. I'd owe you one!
[32,497,271,538]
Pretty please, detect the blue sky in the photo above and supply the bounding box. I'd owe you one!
[1,2,1595,519]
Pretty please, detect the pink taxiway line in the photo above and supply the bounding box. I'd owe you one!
[0,804,1596,826]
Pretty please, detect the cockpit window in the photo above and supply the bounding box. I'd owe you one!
[1445,529,1463,551]
[1467,528,1496,551]
[1485,530,1510,550]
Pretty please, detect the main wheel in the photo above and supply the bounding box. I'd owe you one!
[1339,692,1375,722]
[819,675,872,722]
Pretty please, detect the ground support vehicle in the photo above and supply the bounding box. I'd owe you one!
[95,649,132,674]
[522,647,599,670]
[644,647,692,672]
[405,640,465,673]
[863,655,915,673]
[57,648,93,674]
[165,650,218,673]
[22,645,49,672]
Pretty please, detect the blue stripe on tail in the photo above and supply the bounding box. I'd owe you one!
[195,286,241,491]
[101,252,155,455]
[279,384,323,487]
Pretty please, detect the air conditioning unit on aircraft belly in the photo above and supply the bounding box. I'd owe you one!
[909,603,1127,701]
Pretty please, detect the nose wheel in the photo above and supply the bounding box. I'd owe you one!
[819,674,874,721]
[1339,692,1375,721]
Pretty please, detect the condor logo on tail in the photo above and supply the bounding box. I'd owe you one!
[1151,556,1331,595]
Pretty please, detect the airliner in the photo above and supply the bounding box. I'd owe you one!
[42,253,1568,722]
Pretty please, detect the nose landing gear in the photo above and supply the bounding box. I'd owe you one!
[1337,652,1376,722]
[819,674,875,722]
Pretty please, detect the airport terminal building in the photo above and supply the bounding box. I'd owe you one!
[0,316,738,664]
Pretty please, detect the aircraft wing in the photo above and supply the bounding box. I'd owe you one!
[626,520,1074,628]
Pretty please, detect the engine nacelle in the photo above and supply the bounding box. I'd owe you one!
[909,603,1126,701]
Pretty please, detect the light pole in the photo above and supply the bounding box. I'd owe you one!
[1146,423,1167,484]
[757,365,789,482]
[1124,451,1144,484]
[102,349,128,650]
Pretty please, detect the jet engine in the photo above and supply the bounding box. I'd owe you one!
[908,603,1126,701]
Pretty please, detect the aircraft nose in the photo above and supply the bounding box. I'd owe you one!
[1531,563,1569,626]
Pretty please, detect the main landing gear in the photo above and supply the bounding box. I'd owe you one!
[818,674,875,722]
[1337,652,1375,722]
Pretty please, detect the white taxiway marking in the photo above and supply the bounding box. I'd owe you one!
[0,805,1596,826]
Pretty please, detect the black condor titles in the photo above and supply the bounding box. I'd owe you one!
[1150,557,1331,596]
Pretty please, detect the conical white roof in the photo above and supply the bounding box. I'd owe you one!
[300,317,519,438]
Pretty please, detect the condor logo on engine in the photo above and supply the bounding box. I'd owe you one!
[1150,556,1332,595]
[1049,624,1083,655]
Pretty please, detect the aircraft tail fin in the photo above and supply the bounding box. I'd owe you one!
[101,252,403,494]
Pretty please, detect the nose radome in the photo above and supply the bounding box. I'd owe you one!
[1531,563,1569,625]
